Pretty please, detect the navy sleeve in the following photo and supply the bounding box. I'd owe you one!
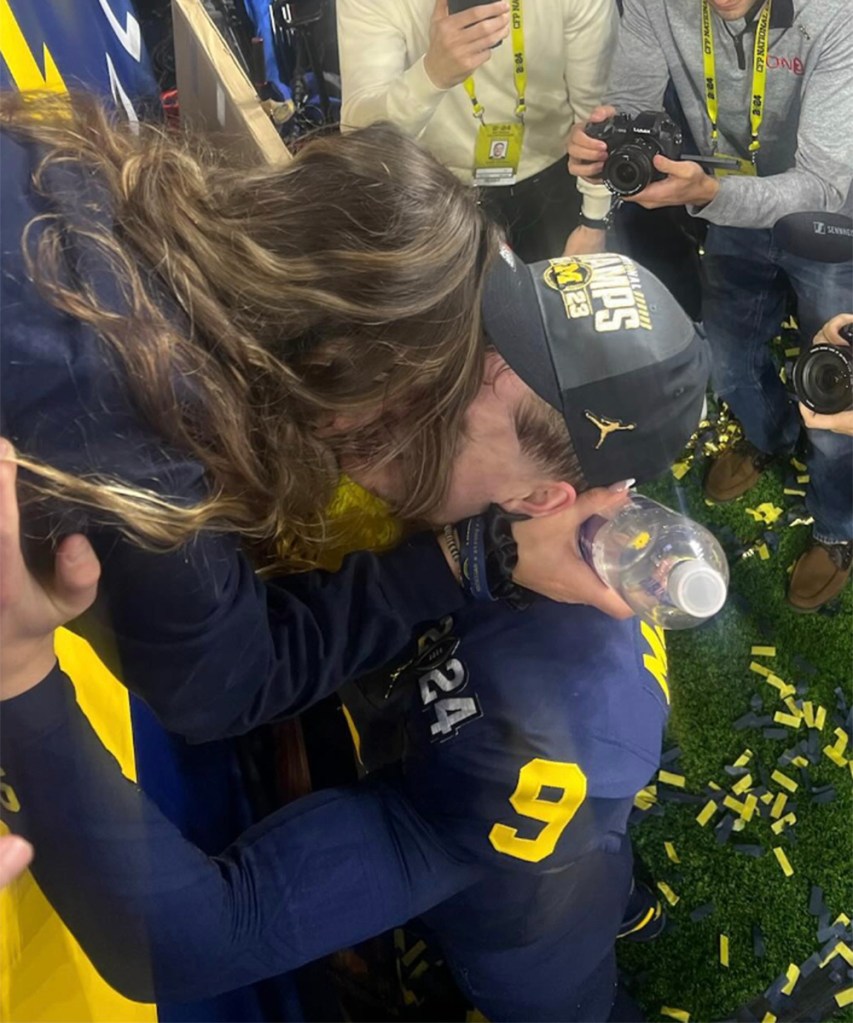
[81,529,467,742]
[0,668,480,1003]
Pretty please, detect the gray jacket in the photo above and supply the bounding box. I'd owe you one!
[605,0,853,228]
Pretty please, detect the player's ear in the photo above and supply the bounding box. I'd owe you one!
[501,481,577,518]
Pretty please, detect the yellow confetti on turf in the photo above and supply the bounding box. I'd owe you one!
[835,988,853,1008]
[672,461,692,480]
[773,712,802,729]
[664,841,681,864]
[657,881,680,907]
[771,812,796,835]
[791,755,809,769]
[802,701,815,728]
[781,964,800,996]
[836,942,853,966]
[719,934,729,967]
[697,801,718,827]
[784,488,806,497]
[757,543,770,560]
[708,781,722,791]
[661,1008,691,1022]
[821,942,843,967]
[823,746,849,768]
[833,728,849,753]
[773,847,794,877]
[796,474,810,484]
[761,1014,777,1023]
[658,770,686,788]
[771,769,798,792]
[742,794,758,822]
[732,773,753,795]
[784,347,801,358]
[760,792,774,805]
[770,792,788,818]
[784,696,802,717]
[750,646,776,657]
[723,795,746,815]
[814,705,827,731]
[835,914,852,928]
[790,457,807,471]
[733,749,754,767]
[765,674,797,698]
[750,660,772,677]
[745,505,783,526]
[634,785,657,810]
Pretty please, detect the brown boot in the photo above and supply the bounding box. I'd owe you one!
[787,539,853,612]
[704,441,775,503]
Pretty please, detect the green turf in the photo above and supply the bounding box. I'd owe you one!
[618,452,853,1022]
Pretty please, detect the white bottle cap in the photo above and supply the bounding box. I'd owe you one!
[668,561,727,619]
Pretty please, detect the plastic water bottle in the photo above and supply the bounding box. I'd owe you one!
[580,494,729,630]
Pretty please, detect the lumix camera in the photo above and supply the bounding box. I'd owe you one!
[792,322,853,415]
[585,111,682,197]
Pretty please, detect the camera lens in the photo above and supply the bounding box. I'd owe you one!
[793,344,853,415]
[604,146,654,197]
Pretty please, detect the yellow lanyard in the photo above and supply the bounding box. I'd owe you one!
[463,0,526,123]
[701,0,771,160]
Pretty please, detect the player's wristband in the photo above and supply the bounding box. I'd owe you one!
[455,505,533,610]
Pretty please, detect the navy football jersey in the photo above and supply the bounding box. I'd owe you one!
[345,598,669,960]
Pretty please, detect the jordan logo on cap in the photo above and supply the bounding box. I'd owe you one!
[585,410,636,450]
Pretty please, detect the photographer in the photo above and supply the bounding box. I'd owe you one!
[337,0,617,262]
[567,0,853,610]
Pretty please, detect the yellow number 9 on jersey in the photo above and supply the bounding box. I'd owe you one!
[488,758,587,863]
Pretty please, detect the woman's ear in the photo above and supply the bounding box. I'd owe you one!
[501,481,577,518]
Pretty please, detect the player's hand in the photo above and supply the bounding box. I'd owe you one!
[0,439,101,701]
[511,482,634,618]
[566,105,616,181]
[424,0,510,90]
[563,225,607,257]
[0,835,33,888]
[799,314,853,437]
[624,156,719,210]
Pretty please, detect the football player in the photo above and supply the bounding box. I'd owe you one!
[1,252,708,1021]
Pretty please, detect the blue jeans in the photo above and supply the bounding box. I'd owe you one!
[702,225,853,543]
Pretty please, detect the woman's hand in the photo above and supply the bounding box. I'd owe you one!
[798,314,853,437]
[511,483,634,618]
[0,439,101,700]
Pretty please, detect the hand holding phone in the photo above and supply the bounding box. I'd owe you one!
[424,0,510,91]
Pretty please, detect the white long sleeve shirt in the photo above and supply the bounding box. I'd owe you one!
[337,0,616,219]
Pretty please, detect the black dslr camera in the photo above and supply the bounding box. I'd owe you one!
[792,322,853,415]
[585,111,682,197]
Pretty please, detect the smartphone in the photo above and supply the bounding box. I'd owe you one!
[448,0,504,46]
[448,0,486,12]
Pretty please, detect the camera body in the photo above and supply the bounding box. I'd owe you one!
[585,111,682,197]
[793,322,853,415]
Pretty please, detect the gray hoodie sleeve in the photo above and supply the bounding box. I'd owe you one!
[695,6,853,228]
[604,0,669,116]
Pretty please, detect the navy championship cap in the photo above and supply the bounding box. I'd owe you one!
[482,247,711,487]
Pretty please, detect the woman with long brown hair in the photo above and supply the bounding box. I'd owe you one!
[1,92,626,741]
